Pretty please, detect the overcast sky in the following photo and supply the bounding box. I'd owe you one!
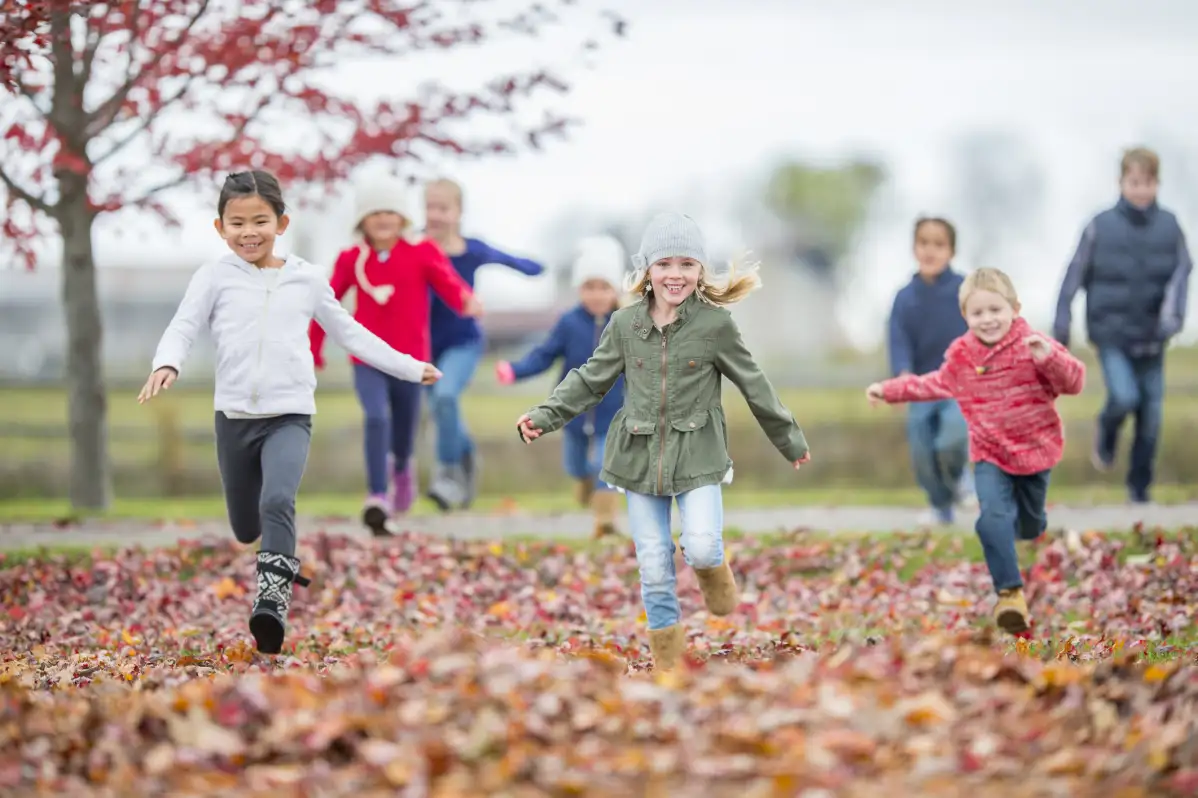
[10,0,1198,348]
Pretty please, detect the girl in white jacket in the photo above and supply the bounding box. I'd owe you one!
[139,170,441,655]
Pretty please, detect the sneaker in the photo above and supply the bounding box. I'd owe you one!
[427,464,468,512]
[1091,427,1114,473]
[994,587,1030,635]
[917,506,954,527]
[461,450,479,509]
[362,494,392,537]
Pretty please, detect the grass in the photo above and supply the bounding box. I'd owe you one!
[3,483,1197,523]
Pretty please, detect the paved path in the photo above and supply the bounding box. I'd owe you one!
[1,502,1193,550]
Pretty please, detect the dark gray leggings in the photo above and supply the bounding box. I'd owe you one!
[214,412,312,556]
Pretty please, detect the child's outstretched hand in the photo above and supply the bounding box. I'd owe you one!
[421,363,443,385]
[495,361,515,386]
[1025,334,1052,362]
[137,367,177,404]
[462,293,484,318]
[865,382,885,405]
[516,413,542,443]
[793,452,812,470]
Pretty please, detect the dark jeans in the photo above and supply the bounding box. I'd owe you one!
[1096,347,1164,500]
[353,364,422,496]
[973,461,1051,593]
[214,412,312,556]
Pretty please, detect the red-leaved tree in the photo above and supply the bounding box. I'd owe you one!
[0,0,625,510]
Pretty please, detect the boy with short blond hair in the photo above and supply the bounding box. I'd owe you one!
[1053,146,1192,504]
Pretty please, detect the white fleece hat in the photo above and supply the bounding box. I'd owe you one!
[572,235,627,289]
[352,174,413,233]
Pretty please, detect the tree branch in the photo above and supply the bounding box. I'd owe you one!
[91,80,194,165]
[0,164,52,214]
[85,0,213,138]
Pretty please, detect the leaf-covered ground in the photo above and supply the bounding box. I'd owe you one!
[1,527,1197,796]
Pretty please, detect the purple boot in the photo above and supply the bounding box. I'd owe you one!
[391,459,417,515]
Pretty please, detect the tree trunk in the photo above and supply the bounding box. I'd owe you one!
[56,177,111,510]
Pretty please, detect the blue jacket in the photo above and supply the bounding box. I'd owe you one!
[430,238,544,359]
[1054,197,1192,355]
[510,303,623,437]
[887,268,969,377]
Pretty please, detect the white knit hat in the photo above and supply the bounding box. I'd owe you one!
[572,235,627,289]
[352,173,413,233]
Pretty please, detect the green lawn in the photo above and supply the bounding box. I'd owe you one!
[2,483,1196,523]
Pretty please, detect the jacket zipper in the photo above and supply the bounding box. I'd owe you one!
[656,328,668,494]
[250,274,276,405]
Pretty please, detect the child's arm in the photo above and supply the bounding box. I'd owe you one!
[523,320,623,436]
[887,292,914,376]
[1159,229,1192,340]
[714,314,809,463]
[421,241,475,316]
[1052,221,1096,346]
[478,241,545,277]
[313,281,427,383]
[151,263,216,377]
[309,252,355,368]
[1033,337,1086,396]
[879,362,957,404]
[508,316,568,380]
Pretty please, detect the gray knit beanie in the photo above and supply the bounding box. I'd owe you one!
[631,212,708,270]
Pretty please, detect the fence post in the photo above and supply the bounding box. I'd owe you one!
[155,404,184,496]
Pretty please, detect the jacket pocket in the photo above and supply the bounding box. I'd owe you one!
[604,416,656,484]
[670,410,727,479]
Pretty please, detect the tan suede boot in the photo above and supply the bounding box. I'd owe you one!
[573,478,595,508]
[694,561,739,616]
[590,490,619,539]
[647,624,686,672]
[994,587,1030,635]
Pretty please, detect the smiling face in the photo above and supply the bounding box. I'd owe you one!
[424,182,462,239]
[649,256,701,308]
[963,288,1018,345]
[360,211,405,250]
[214,195,288,267]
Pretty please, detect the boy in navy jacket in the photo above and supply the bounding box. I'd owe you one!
[887,217,975,525]
[1053,147,1192,504]
[497,236,626,538]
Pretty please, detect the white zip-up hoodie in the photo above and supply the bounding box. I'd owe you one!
[151,253,426,416]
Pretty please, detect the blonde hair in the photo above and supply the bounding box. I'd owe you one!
[624,255,763,307]
[959,267,1019,311]
[1121,147,1160,180]
[425,177,463,208]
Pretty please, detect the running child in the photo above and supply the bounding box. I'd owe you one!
[868,267,1085,635]
[139,170,441,655]
[496,235,627,539]
[309,173,480,536]
[516,212,811,673]
[424,177,546,511]
[888,216,976,525]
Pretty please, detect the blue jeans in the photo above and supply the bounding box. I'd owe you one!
[1097,347,1164,500]
[906,400,970,510]
[626,484,724,630]
[973,462,1051,593]
[353,364,422,496]
[562,427,613,491]
[430,340,484,466]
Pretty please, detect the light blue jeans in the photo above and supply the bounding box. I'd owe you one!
[429,340,484,465]
[626,484,724,630]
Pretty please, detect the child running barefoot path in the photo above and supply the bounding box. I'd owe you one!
[140,171,441,655]
[868,268,1085,635]
[496,235,627,539]
[516,213,811,672]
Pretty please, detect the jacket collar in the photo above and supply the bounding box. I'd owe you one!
[220,251,299,275]
[1116,195,1158,226]
[911,266,958,287]
[961,316,1031,360]
[630,290,699,340]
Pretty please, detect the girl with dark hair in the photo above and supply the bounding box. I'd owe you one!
[139,170,443,655]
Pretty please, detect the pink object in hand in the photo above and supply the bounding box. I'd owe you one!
[495,361,515,385]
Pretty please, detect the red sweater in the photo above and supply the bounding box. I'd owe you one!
[881,318,1086,475]
[310,239,471,367]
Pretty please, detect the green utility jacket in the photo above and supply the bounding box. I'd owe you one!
[525,293,809,496]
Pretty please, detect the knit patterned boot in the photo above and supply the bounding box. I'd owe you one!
[249,551,311,655]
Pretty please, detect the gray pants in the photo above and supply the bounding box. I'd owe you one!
[214,412,312,556]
